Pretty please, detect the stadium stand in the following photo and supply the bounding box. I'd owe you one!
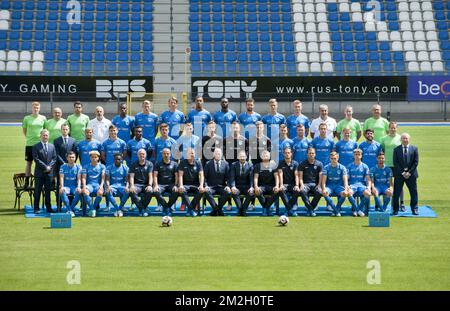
[0,0,448,77]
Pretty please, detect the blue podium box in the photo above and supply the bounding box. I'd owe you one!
[369,212,390,227]
[51,213,72,229]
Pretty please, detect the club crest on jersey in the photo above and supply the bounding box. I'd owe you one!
[337,170,341,174]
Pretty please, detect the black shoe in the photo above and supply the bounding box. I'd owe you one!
[217,209,225,216]
[392,210,399,216]
[400,204,406,212]
[412,209,419,215]
[209,210,217,216]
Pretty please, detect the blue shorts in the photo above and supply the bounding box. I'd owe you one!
[109,185,127,197]
[375,185,390,195]
[62,186,77,195]
[350,184,369,196]
[325,185,345,196]
[86,184,101,196]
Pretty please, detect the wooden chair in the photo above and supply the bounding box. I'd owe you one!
[13,173,34,210]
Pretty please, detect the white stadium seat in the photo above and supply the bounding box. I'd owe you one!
[33,51,44,61]
[428,41,440,51]
[392,41,403,51]
[378,31,389,41]
[309,52,320,62]
[430,51,442,61]
[293,13,303,23]
[424,21,435,31]
[307,32,317,42]
[7,50,18,61]
[296,42,307,52]
[322,62,333,72]
[408,62,420,72]
[417,51,429,62]
[19,51,31,61]
[352,12,363,22]
[305,22,316,32]
[317,13,327,22]
[298,62,309,72]
[319,32,330,42]
[365,22,376,32]
[0,50,5,61]
[293,4,303,13]
[310,63,321,72]
[297,52,308,62]
[350,2,361,12]
[339,3,349,12]
[364,12,375,23]
[414,31,425,41]
[6,60,17,71]
[319,42,331,52]
[307,42,318,52]
[19,61,30,71]
[411,12,422,21]
[321,52,332,62]
[32,61,44,72]
[316,3,326,13]
[402,31,413,41]
[0,20,8,30]
[305,13,315,23]
[390,31,401,41]
[432,61,444,71]
[420,61,432,72]
[416,41,427,51]
[412,21,424,31]
[398,2,409,11]
[0,60,5,71]
[421,2,432,11]
[376,21,387,31]
[0,10,10,20]
[423,11,434,21]
[400,21,411,31]
[404,41,415,51]
[426,31,438,41]
[318,22,329,32]
[398,12,409,22]
[410,2,421,12]
[304,3,314,13]
[294,23,304,32]
[405,51,417,61]
[295,32,306,42]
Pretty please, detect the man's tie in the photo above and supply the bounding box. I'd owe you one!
[216,161,220,173]
[240,164,244,176]
[403,146,408,164]
[64,137,68,145]
[44,143,48,156]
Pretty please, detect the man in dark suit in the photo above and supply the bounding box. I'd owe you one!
[32,129,57,213]
[229,150,254,216]
[54,124,77,208]
[204,148,231,216]
[393,133,419,215]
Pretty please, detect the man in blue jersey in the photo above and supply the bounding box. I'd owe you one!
[59,151,82,217]
[253,150,280,216]
[321,152,350,217]
[239,97,261,139]
[292,124,311,164]
[311,123,334,167]
[347,149,372,217]
[277,148,299,216]
[261,98,286,141]
[370,152,394,212]
[159,96,185,140]
[81,151,106,217]
[105,154,129,217]
[77,128,102,168]
[296,147,323,217]
[178,148,206,217]
[154,123,177,163]
[359,128,382,170]
[126,126,153,166]
[187,96,212,137]
[213,97,238,139]
[111,102,135,143]
[286,100,310,139]
[129,149,154,217]
[101,125,127,167]
[334,127,358,167]
[278,124,294,162]
[134,100,159,145]
[153,148,179,216]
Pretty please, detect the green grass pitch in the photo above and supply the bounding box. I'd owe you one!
[0,125,449,290]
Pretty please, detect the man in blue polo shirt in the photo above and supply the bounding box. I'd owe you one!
[134,100,159,145]
[311,123,334,167]
[213,97,238,139]
[239,97,261,139]
[102,125,127,167]
[261,98,286,141]
[359,128,382,170]
[286,100,310,139]
[81,151,106,217]
[347,149,372,217]
[370,152,394,212]
[111,102,135,143]
[159,96,185,140]
[292,124,311,164]
[154,123,177,163]
[59,151,82,217]
[187,96,212,137]
[105,154,129,217]
[77,128,102,168]
[126,126,153,165]
[335,127,358,167]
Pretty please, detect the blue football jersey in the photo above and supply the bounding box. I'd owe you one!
[239,112,262,139]
[177,135,201,159]
[370,165,393,188]
[311,136,334,167]
[59,163,82,188]
[335,139,358,167]
[187,109,212,136]
[323,163,347,186]
[102,138,127,167]
[278,138,294,161]
[126,138,153,164]
[82,163,105,185]
[359,141,382,169]
[292,137,311,163]
[134,112,159,143]
[286,114,310,139]
[347,162,370,185]
[77,139,103,167]
[106,164,129,186]
[262,113,286,140]
[159,110,185,140]
[213,110,238,138]
[111,115,135,142]
[154,136,177,163]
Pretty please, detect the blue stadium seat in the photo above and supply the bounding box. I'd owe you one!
[329,22,339,32]
[380,42,390,51]
[107,32,117,41]
[202,33,212,42]
[225,43,235,52]
[344,42,354,52]
[191,43,199,52]
[237,53,248,62]
[71,41,81,51]
[201,23,210,32]
[283,23,292,32]
[353,22,364,31]
[119,42,129,52]
[370,63,381,73]
[359,63,369,73]
[143,53,153,62]
[34,41,44,51]
[259,13,269,22]
[202,43,212,52]
[213,23,222,32]
[58,52,68,61]
[346,63,357,72]
[190,33,199,42]
[381,52,391,61]
[119,22,129,31]
[345,52,355,61]
[82,52,92,61]
[357,52,367,62]
[214,53,224,62]
[46,41,56,51]
[285,43,294,52]
[368,43,378,51]
[70,53,80,62]
[213,42,223,51]
[106,52,116,61]
[433,2,444,10]
[383,63,393,72]
[332,43,342,52]
[21,41,31,50]
[369,52,379,61]
[285,53,295,62]
[189,14,199,23]
[94,63,104,72]
[439,31,449,40]
[329,13,338,22]
[201,14,210,23]
[341,22,351,31]
[333,52,343,61]
[331,33,341,41]
[203,63,212,73]
[389,22,399,31]
[335,63,345,72]
[118,63,128,73]
[343,33,353,41]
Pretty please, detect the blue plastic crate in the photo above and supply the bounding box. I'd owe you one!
[369,212,390,227]
[51,213,72,229]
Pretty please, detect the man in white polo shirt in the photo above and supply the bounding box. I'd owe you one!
[88,106,112,143]
[309,104,337,140]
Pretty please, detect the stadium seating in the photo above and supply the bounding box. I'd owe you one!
[0,0,449,77]
[0,0,153,75]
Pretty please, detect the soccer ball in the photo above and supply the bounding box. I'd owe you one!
[278,215,289,226]
[161,216,173,227]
